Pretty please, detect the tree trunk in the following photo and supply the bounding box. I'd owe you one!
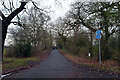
[90,30,93,58]
[102,12,109,60]
[2,20,9,61]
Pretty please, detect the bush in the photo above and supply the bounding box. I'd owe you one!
[14,42,32,57]
[4,47,16,57]
[79,47,89,56]
[61,33,90,56]
[5,42,32,58]
[108,36,120,61]
[92,45,99,58]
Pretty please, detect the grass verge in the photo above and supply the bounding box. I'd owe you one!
[3,57,39,71]
[60,50,119,74]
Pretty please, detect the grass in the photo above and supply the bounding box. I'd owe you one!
[3,57,39,71]
[62,49,75,56]
[3,58,13,64]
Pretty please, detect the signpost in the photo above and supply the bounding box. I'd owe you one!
[96,30,101,65]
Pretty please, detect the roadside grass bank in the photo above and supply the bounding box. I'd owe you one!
[2,50,50,74]
[59,50,119,75]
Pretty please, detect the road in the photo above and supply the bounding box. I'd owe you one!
[6,50,119,78]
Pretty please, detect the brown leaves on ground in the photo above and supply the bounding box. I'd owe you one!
[35,50,50,60]
[59,50,119,74]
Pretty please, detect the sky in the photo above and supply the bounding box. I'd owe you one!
[32,0,75,22]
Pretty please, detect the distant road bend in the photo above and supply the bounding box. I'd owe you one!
[7,50,119,78]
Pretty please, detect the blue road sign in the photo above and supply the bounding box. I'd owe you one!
[96,30,101,35]
[96,30,101,39]
[96,35,101,39]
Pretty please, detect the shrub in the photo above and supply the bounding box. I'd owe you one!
[14,42,32,57]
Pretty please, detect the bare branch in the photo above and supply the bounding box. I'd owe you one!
[7,2,27,23]
[88,3,115,15]
[2,1,11,12]
[32,1,48,13]
[11,0,15,9]
[9,0,12,12]
[108,28,120,37]
[69,10,97,32]
[55,0,62,8]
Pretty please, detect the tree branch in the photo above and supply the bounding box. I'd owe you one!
[69,10,97,32]
[88,3,115,15]
[7,2,27,23]
[79,17,97,32]
[108,28,120,37]
[32,1,48,13]
[2,1,11,12]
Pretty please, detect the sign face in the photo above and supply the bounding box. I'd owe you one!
[96,30,101,39]
[96,35,101,39]
[96,30,101,35]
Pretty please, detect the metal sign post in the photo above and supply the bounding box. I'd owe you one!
[96,30,102,65]
[99,39,101,65]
